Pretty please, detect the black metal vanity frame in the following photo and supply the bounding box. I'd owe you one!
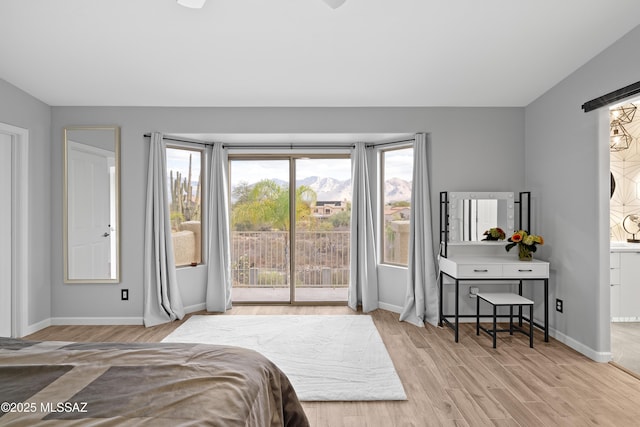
[438,191,549,343]
[438,272,549,343]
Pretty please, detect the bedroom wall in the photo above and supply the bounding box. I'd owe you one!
[50,107,525,321]
[0,78,52,329]
[524,24,640,360]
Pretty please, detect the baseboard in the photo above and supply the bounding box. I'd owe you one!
[184,303,206,314]
[378,302,403,314]
[549,327,612,363]
[22,318,52,337]
[45,304,204,328]
[51,317,144,326]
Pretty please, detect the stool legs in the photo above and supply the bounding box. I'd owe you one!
[476,296,480,336]
[492,304,497,349]
[476,295,534,349]
[509,305,514,335]
[529,304,534,348]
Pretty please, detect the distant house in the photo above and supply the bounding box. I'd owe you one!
[384,206,411,222]
[312,200,348,218]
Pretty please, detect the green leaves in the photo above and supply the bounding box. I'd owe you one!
[231,180,317,232]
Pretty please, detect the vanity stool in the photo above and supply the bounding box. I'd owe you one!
[476,292,534,348]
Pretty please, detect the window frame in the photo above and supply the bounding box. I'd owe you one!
[379,144,414,267]
[165,142,207,268]
[227,153,351,305]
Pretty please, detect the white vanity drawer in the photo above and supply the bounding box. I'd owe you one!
[457,264,502,278]
[502,263,548,278]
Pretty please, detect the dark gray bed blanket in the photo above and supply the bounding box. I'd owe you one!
[0,338,309,426]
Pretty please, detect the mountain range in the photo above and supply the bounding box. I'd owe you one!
[236,176,412,203]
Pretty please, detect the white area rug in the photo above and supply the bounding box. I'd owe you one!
[162,315,407,401]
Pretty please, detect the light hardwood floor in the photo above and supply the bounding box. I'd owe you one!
[611,322,640,377]
[26,306,640,427]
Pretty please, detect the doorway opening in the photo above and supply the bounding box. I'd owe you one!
[0,122,29,338]
[609,96,640,375]
[0,132,12,336]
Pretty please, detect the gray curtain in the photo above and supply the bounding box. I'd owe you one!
[400,133,439,326]
[143,132,185,327]
[205,144,232,312]
[348,142,379,312]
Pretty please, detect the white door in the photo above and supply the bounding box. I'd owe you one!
[0,133,12,337]
[67,142,112,279]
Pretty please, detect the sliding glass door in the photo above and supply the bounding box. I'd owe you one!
[229,156,351,304]
[229,159,290,303]
[294,158,351,302]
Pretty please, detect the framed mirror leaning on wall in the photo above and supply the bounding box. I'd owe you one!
[64,126,120,283]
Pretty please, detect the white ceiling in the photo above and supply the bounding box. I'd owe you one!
[1,0,639,107]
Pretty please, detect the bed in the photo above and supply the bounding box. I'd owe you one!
[0,337,309,426]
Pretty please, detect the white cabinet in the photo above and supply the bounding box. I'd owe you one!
[611,251,640,321]
[620,252,640,319]
[611,252,621,319]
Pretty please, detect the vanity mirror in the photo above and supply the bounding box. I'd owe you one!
[446,192,515,242]
[64,126,120,283]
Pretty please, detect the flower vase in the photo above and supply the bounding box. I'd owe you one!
[518,244,532,261]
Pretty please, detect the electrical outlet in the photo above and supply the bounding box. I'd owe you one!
[469,287,479,298]
[121,289,129,301]
[556,298,563,313]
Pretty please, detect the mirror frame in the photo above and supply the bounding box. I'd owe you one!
[63,126,121,283]
[447,191,515,242]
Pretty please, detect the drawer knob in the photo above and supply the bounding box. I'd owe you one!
[473,269,488,272]
[518,269,533,272]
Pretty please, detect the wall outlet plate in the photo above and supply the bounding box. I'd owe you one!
[121,289,129,301]
[556,298,563,313]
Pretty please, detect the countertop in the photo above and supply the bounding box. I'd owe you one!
[611,241,640,252]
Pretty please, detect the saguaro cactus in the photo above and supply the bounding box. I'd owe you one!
[169,153,201,226]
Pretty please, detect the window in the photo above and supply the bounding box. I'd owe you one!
[381,146,413,266]
[166,146,203,267]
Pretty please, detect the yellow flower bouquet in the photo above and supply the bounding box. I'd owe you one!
[482,227,506,241]
[505,230,544,261]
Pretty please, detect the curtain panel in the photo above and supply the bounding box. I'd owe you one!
[143,132,185,327]
[400,133,439,326]
[348,142,379,312]
[205,144,233,312]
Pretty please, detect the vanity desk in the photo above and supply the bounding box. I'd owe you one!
[438,254,549,343]
[438,191,550,343]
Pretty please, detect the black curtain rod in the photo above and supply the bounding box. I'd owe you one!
[225,136,415,149]
[144,134,352,149]
[143,133,212,146]
[144,134,416,149]
[582,80,640,112]
[365,138,415,148]
[224,144,355,150]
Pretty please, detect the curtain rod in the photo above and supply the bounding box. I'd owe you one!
[143,134,352,149]
[223,144,355,150]
[144,134,416,149]
[223,136,415,149]
[582,80,640,112]
[143,133,213,146]
[365,138,415,148]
